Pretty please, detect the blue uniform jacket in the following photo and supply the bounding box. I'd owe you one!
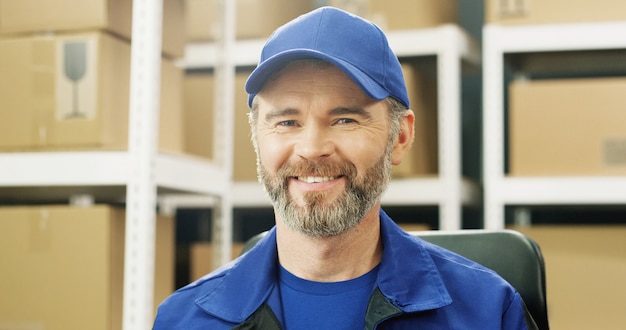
[154,210,534,329]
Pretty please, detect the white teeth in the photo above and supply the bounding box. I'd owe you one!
[299,176,336,183]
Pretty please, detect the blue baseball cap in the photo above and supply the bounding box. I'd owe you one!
[245,6,409,108]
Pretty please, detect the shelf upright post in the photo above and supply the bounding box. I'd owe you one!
[437,26,463,230]
[123,0,163,328]
[483,25,507,230]
[211,0,236,267]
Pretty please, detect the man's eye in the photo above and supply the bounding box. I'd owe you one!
[277,120,298,127]
[336,118,357,125]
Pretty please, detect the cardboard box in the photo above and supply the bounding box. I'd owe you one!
[185,0,316,41]
[392,62,438,178]
[182,69,258,181]
[397,223,432,232]
[0,32,183,153]
[182,72,215,160]
[232,70,259,181]
[324,0,457,31]
[0,0,185,58]
[510,225,626,329]
[485,0,626,25]
[509,77,626,176]
[0,205,174,330]
[189,242,245,281]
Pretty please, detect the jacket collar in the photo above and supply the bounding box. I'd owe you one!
[194,209,452,323]
[194,227,280,324]
[376,209,452,312]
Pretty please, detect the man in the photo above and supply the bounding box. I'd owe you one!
[154,7,536,329]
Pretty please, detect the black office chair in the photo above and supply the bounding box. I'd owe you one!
[241,229,549,330]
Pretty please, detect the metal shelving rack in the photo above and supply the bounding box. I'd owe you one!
[482,21,626,230]
[0,1,236,328]
[179,24,482,231]
[0,8,478,327]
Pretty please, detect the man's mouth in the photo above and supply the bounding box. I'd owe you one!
[295,176,341,183]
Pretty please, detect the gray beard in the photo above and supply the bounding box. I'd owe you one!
[258,146,392,238]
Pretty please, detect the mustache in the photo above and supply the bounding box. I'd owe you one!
[276,158,357,180]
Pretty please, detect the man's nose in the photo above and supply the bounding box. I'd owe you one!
[294,125,335,160]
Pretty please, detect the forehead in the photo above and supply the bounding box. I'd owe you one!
[256,60,374,107]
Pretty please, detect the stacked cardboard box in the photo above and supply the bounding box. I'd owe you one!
[182,69,258,181]
[189,242,246,281]
[0,0,185,58]
[0,205,175,330]
[182,72,216,160]
[511,225,626,329]
[324,0,457,32]
[509,77,626,176]
[0,0,185,153]
[0,32,183,153]
[397,223,432,232]
[184,0,316,42]
[392,61,439,178]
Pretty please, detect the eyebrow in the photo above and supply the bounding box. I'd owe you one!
[263,106,372,122]
[329,106,372,119]
[264,108,300,122]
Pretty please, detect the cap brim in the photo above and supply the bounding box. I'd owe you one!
[245,49,390,107]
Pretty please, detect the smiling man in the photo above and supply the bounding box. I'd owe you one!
[154,7,536,329]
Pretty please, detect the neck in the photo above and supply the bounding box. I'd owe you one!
[276,204,383,282]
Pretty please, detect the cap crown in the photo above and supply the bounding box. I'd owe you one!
[245,7,409,108]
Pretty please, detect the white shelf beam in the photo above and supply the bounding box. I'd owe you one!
[486,21,626,53]
[500,177,626,205]
[0,151,129,186]
[0,151,228,197]
[382,178,481,207]
[181,39,263,68]
[386,24,481,65]
[179,24,481,69]
[155,154,229,196]
[232,182,270,207]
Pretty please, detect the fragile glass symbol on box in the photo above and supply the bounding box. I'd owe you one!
[64,42,86,118]
[56,38,97,120]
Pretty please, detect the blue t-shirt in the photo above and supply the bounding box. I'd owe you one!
[276,264,379,329]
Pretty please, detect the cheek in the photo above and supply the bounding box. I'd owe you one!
[337,134,387,169]
[257,135,290,171]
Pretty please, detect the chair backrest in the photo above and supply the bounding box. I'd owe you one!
[412,230,548,330]
[241,229,549,330]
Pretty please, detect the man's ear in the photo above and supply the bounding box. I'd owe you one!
[391,110,415,165]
